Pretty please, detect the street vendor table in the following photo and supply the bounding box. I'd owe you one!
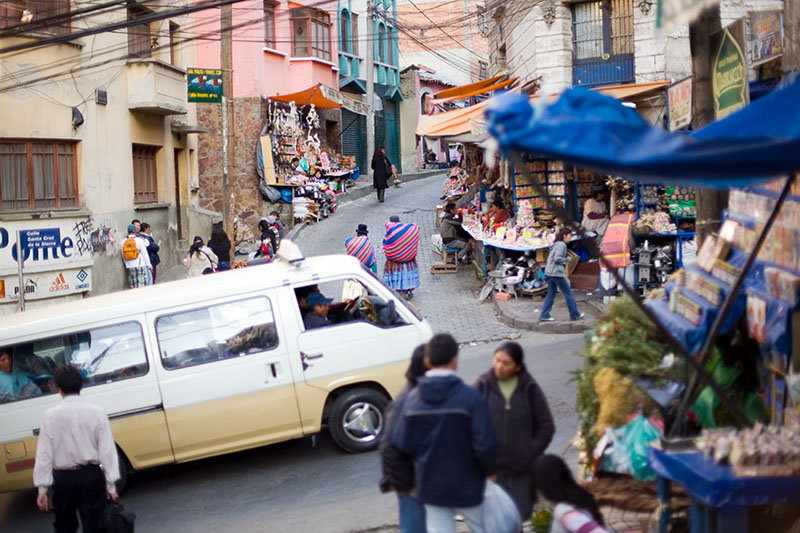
[462,224,554,278]
[648,447,800,533]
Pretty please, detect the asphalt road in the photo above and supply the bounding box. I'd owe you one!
[0,333,583,533]
[0,175,585,532]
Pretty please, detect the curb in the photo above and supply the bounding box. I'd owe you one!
[285,170,447,242]
[492,291,603,334]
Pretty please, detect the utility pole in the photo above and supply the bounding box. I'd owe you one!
[221,2,235,256]
[690,5,726,245]
[366,0,375,175]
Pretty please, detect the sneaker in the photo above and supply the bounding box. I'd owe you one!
[572,313,585,321]
[539,317,555,322]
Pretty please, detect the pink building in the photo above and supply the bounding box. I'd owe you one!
[192,0,341,230]
[192,0,340,97]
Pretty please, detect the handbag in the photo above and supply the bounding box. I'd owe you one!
[103,500,136,533]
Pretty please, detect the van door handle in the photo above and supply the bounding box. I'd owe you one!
[268,363,278,378]
[303,352,323,360]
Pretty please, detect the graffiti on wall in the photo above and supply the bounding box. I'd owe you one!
[72,218,115,255]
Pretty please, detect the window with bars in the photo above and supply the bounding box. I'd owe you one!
[291,8,331,61]
[0,141,77,212]
[0,1,71,35]
[128,6,152,59]
[571,0,634,86]
[264,1,276,49]
[478,61,488,80]
[132,145,158,204]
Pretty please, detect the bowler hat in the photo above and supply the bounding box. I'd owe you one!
[356,224,368,235]
[306,292,333,307]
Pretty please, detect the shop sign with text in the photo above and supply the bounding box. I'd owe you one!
[713,28,748,120]
[0,218,94,274]
[668,77,692,131]
[187,68,223,103]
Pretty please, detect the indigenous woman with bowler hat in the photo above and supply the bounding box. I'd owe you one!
[345,224,378,274]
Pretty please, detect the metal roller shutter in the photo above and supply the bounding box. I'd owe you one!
[341,109,366,174]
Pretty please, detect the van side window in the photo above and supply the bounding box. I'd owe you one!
[295,279,408,330]
[156,296,279,370]
[0,322,148,404]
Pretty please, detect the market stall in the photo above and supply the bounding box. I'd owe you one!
[258,84,361,225]
[484,77,800,532]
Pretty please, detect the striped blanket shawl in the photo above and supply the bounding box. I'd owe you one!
[383,222,420,262]
[345,235,377,268]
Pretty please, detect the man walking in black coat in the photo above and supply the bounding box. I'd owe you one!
[392,334,498,533]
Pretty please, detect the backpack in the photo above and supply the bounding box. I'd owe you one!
[122,237,140,261]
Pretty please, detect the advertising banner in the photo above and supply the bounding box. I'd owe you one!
[750,10,784,66]
[0,267,92,302]
[187,68,223,103]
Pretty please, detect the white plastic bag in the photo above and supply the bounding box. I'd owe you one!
[482,480,521,533]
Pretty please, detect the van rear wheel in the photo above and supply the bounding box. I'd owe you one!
[329,388,389,453]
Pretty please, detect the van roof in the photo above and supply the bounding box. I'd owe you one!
[0,255,365,337]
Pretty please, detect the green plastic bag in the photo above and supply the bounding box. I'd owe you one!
[621,415,662,481]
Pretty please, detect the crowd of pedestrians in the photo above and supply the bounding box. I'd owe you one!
[380,334,606,533]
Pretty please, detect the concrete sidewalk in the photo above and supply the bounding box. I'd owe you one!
[493,288,606,334]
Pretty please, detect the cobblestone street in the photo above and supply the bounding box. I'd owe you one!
[292,175,519,344]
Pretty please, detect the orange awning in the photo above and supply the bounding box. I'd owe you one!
[432,74,504,100]
[416,81,671,139]
[430,78,518,105]
[416,100,492,137]
[594,81,671,99]
[269,83,342,109]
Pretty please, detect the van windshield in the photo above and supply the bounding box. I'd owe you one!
[360,263,423,321]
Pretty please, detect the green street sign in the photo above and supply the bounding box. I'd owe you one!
[187,68,223,103]
[712,29,747,120]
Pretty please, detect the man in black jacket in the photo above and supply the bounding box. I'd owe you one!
[392,334,498,533]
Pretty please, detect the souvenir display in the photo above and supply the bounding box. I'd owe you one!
[696,234,732,272]
[747,293,767,343]
[711,259,741,286]
[686,270,724,306]
[674,289,703,326]
[764,266,800,306]
[697,422,800,477]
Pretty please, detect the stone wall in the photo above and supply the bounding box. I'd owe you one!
[196,97,265,236]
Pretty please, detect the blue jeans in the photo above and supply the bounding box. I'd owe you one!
[398,493,426,533]
[540,276,580,320]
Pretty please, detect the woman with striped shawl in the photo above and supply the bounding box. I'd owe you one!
[382,216,421,300]
[345,224,378,274]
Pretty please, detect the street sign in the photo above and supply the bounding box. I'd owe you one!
[187,68,223,103]
[712,27,748,120]
[20,228,60,250]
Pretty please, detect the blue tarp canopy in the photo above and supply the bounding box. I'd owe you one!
[485,77,800,188]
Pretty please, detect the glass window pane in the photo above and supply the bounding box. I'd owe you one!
[0,322,148,405]
[157,297,279,370]
[293,18,308,56]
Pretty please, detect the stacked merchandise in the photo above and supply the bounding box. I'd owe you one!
[697,421,800,477]
[666,186,697,217]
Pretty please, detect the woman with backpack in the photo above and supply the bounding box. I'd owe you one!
[184,236,218,277]
[474,341,555,524]
[254,218,279,261]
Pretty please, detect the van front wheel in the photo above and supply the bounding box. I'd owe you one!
[329,388,389,453]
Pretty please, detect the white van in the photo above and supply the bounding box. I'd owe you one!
[0,254,433,492]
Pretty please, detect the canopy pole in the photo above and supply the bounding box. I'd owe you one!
[510,153,749,428]
[670,173,796,436]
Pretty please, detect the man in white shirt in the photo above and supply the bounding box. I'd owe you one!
[121,223,152,288]
[34,365,119,532]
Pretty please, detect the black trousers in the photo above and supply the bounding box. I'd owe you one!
[52,464,106,533]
